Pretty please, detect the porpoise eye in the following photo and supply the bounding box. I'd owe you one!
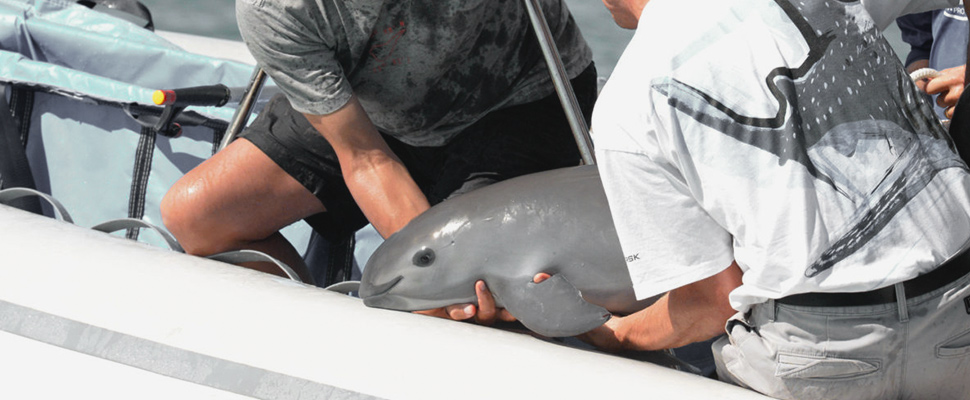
[412,248,436,267]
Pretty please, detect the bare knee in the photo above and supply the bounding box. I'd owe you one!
[160,140,323,258]
[161,178,233,256]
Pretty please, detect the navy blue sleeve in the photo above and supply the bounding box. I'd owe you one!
[896,11,934,67]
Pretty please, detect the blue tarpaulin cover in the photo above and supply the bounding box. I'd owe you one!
[0,0,256,119]
[0,0,310,250]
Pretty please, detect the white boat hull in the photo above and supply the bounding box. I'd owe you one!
[0,204,770,399]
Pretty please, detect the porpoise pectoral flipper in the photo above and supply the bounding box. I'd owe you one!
[493,274,611,338]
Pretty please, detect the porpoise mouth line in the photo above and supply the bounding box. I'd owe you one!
[363,275,403,298]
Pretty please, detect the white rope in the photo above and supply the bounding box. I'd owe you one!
[910,67,941,82]
[909,68,950,127]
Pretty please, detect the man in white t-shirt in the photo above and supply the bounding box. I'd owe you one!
[584,0,970,398]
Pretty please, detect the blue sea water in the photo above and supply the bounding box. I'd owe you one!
[138,0,909,81]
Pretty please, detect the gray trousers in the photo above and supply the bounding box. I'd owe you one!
[713,271,970,399]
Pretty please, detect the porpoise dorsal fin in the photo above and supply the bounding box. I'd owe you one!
[492,274,611,337]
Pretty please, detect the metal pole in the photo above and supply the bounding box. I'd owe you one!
[218,67,268,152]
[522,0,596,165]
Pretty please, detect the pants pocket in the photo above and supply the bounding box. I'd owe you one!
[937,329,970,358]
[776,352,880,380]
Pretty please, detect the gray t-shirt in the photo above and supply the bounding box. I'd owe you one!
[237,0,592,146]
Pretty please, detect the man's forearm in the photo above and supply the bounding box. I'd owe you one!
[584,262,741,352]
[302,96,431,239]
[343,153,430,238]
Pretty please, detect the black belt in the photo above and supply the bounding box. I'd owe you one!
[777,248,970,307]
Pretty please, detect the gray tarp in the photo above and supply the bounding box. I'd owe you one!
[0,0,311,250]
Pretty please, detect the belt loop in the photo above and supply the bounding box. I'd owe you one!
[766,298,776,322]
[894,283,909,322]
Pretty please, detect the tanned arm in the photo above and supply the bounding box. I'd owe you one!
[302,96,430,239]
[580,262,742,352]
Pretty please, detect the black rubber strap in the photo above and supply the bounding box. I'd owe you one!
[0,85,41,214]
[9,86,33,148]
[326,233,356,287]
[126,125,157,240]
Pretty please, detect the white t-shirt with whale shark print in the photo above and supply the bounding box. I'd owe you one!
[593,0,970,311]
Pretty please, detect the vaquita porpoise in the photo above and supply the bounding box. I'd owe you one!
[359,165,657,337]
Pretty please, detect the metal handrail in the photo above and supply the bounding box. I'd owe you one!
[218,67,268,152]
[522,0,596,165]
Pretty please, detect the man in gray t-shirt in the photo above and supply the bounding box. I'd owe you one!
[161,0,595,321]
[238,0,591,146]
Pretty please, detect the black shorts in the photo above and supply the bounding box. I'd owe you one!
[240,63,598,242]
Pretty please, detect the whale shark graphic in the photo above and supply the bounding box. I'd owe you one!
[652,0,966,277]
